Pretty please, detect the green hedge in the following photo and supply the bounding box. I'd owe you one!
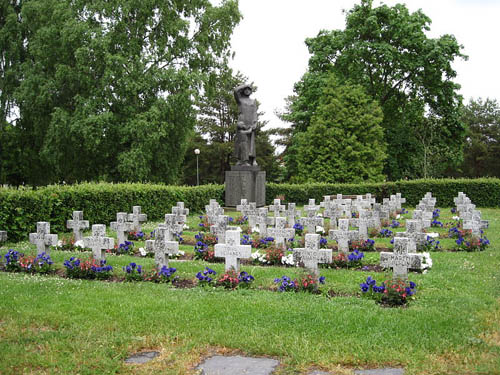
[267,178,500,207]
[0,183,224,242]
[1,178,499,242]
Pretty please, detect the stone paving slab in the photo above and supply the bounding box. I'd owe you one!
[124,351,159,364]
[354,368,404,375]
[196,355,279,375]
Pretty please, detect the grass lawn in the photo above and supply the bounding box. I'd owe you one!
[0,207,499,374]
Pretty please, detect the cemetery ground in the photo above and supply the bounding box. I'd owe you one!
[0,207,499,375]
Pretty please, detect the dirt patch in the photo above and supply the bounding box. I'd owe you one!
[172,278,196,289]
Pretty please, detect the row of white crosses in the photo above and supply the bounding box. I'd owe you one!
[214,228,330,279]
[454,192,489,236]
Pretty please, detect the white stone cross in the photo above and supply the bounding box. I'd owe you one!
[267,217,295,248]
[304,198,320,217]
[66,211,89,242]
[257,207,274,236]
[110,212,133,245]
[269,199,286,217]
[380,237,421,280]
[463,219,489,236]
[293,233,332,278]
[171,202,188,225]
[394,193,406,210]
[395,220,427,251]
[83,224,114,261]
[145,226,179,269]
[285,203,300,228]
[128,206,147,232]
[29,222,58,255]
[210,215,232,244]
[236,199,257,228]
[460,210,482,222]
[349,217,369,241]
[0,230,7,243]
[214,230,251,272]
[454,192,469,206]
[164,214,183,241]
[328,218,359,253]
[205,199,224,225]
[298,215,324,233]
[412,210,432,228]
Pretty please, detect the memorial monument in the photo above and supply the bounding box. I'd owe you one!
[225,84,266,207]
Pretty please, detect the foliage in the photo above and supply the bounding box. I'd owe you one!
[327,251,364,269]
[454,234,490,252]
[350,239,375,252]
[215,269,253,289]
[19,253,54,274]
[142,266,177,283]
[123,262,143,282]
[360,276,417,306]
[418,237,442,252]
[459,98,500,178]
[108,241,134,256]
[193,232,219,262]
[280,0,466,181]
[195,267,217,286]
[2,249,24,272]
[0,0,241,186]
[292,76,386,183]
[274,274,325,293]
[63,257,113,280]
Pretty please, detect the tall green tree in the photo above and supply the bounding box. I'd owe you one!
[181,68,280,185]
[281,0,466,181]
[460,98,500,177]
[0,0,241,185]
[294,76,385,183]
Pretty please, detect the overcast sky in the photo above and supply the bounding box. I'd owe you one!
[228,0,500,129]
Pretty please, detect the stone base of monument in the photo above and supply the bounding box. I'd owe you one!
[225,165,266,207]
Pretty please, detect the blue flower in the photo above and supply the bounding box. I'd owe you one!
[319,276,325,284]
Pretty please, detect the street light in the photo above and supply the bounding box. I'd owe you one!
[194,148,200,186]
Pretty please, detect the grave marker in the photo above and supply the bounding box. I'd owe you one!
[0,231,6,243]
[172,202,188,225]
[164,214,183,241]
[256,208,274,236]
[110,212,133,245]
[145,227,179,269]
[66,211,90,242]
[284,203,300,227]
[83,224,114,261]
[395,220,427,252]
[380,237,421,280]
[298,214,324,233]
[29,222,58,255]
[267,217,295,249]
[463,219,489,236]
[205,199,224,225]
[293,233,332,278]
[214,230,251,272]
[128,206,147,232]
[328,218,359,253]
[269,199,285,218]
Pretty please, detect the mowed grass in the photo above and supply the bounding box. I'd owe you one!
[0,208,499,374]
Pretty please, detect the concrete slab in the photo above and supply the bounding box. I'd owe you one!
[124,351,160,364]
[355,368,404,375]
[196,355,279,375]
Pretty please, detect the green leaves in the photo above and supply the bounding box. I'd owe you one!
[0,0,241,185]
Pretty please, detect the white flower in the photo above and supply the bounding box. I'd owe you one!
[139,247,147,257]
[396,214,401,219]
[183,224,189,230]
[57,240,63,246]
[452,216,460,221]
[178,250,185,256]
[316,226,325,234]
[74,240,85,248]
[254,227,260,233]
[420,252,433,269]
[426,232,439,238]
[281,253,296,266]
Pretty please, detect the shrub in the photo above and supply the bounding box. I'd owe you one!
[360,276,417,306]
[19,252,54,274]
[123,262,143,282]
[195,267,217,286]
[3,250,24,272]
[274,274,325,293]
[143,266,177,283]
[64,257,113,280]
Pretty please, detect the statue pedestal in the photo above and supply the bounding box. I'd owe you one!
[225,165,266,207]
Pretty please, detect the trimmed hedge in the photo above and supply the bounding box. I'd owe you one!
[0,183,224,242]
[1,178,499,242]
[267,178,500,207]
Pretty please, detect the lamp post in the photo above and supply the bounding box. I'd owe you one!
[194,149,200,186]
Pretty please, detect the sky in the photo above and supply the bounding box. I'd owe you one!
[228,0,500,130]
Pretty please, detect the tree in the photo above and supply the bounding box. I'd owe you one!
[293,76,385,183]
[460,98,500,177]
[0,0,241,185]
[281,0,466,181]
[181,68,280,185]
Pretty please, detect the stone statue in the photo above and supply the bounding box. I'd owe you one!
[234,84,258,166]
